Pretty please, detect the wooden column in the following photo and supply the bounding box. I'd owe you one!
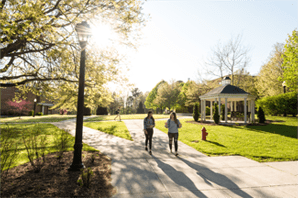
[210,100,213,121]
[225,98,228,123]
[218,97,221,123]
[244,98,247,124]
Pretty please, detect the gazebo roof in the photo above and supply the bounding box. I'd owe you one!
[202,84,248,97]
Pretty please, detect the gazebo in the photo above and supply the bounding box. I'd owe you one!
[199,77,257,124]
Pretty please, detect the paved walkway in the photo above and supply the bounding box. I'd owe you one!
[52,119,298,198]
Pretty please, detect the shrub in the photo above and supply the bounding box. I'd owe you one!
[257,92,297,116]
[213,104,220,124]
[28,110,34,116]
[258,107,266,123]
[53,129,72,163]
[192,102,200,121]
[0,125,19,182]
[221,104,225,120]
[96,106,108,115]
[77,168,94,188]
[36,112,43,116]
[21,124,48,173]
[205,106,210,115]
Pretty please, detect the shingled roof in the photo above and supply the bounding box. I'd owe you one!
[201,84,248,97]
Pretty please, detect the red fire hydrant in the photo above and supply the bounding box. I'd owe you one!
[201,127,208,141]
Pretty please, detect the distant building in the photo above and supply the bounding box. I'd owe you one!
[1,86,58,116]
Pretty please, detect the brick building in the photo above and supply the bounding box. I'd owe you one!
[1,86,58,116]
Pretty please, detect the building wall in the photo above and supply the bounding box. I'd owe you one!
[1,87,58,115]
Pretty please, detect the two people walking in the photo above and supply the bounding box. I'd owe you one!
[143,111,182,156]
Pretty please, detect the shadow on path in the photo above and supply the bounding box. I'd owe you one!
[179,157,253,198]
[153,156,208,198]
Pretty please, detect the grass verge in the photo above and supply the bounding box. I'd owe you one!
[0,123,98,170]
[83,121,133,141]
[155,116,298,162]
[0,114,76,123]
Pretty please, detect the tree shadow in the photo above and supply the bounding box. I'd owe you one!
[244,123,297,138]
[179,157,254,198]
[153,156,208,198]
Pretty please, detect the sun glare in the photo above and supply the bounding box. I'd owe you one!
[90,22,119,49]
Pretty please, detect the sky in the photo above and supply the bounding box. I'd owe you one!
[94,0,298,94]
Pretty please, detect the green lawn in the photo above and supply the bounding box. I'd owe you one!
[0,123,98,170]
[0,114,76,123]
[83,121,133,141]
[85,114,170,121]
[155,116,298,162]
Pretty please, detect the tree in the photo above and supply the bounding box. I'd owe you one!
[279,30,298,92]
[258,107,266,123]
[0,0,146,87]
[192,102,199,121]
[154,81,181,111]
[205,34,251,85]
[256,43,284,97]
[137,101,144,114]
[0,0,146,113]
[144,80,166,110]
[6,99,31,118]
[213,103,220,124]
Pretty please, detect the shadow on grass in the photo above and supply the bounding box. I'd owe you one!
[245,123,297,139]
[206,140,226,148]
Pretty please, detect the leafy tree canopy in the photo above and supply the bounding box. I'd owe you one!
[279,29,298,92]
[0,0,146,110]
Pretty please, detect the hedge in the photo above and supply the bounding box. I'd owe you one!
[256,92,297,116]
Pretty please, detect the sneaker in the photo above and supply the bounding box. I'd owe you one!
[149,151,152,155]
[175,152,178,156]
[145,147,148,151]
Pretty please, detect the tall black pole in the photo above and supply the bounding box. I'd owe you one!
[68,42,87,171]
[33,101,36,117]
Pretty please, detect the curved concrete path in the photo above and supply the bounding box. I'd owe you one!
[52,119,298,198]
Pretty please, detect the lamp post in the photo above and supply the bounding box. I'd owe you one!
[282,81,287,117]
[68,21,92,171]
[33,98,37,117]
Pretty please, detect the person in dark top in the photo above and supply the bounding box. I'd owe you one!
[143,110,155,155]
[165,112,182,156]
[114,108,121,121]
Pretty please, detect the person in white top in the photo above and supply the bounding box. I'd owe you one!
[165,112,182,156]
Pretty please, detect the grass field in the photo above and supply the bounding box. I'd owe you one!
[83,121,133,141]
[0,123,98,170]
[85,114,170,121]
[0,114,76,123]
[155,116,298,162]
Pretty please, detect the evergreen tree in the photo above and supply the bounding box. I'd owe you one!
[258,106,266,123]
[213,104,220,124]
[193,102,200,121]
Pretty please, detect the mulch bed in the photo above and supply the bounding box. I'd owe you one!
[186,120,282,126]
[1,151,117,197]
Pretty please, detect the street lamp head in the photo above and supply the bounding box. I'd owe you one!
[34,98,37,102]
[222,76,231,86]
[75,21,92,47]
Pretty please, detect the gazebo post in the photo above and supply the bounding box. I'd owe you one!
[244,98,247,124]
[225,98,228,123]
[252,100,255,123]
[218,97,221,123]
[204,100,206,121]
[248,100,251,123]
[210,100,213,121]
